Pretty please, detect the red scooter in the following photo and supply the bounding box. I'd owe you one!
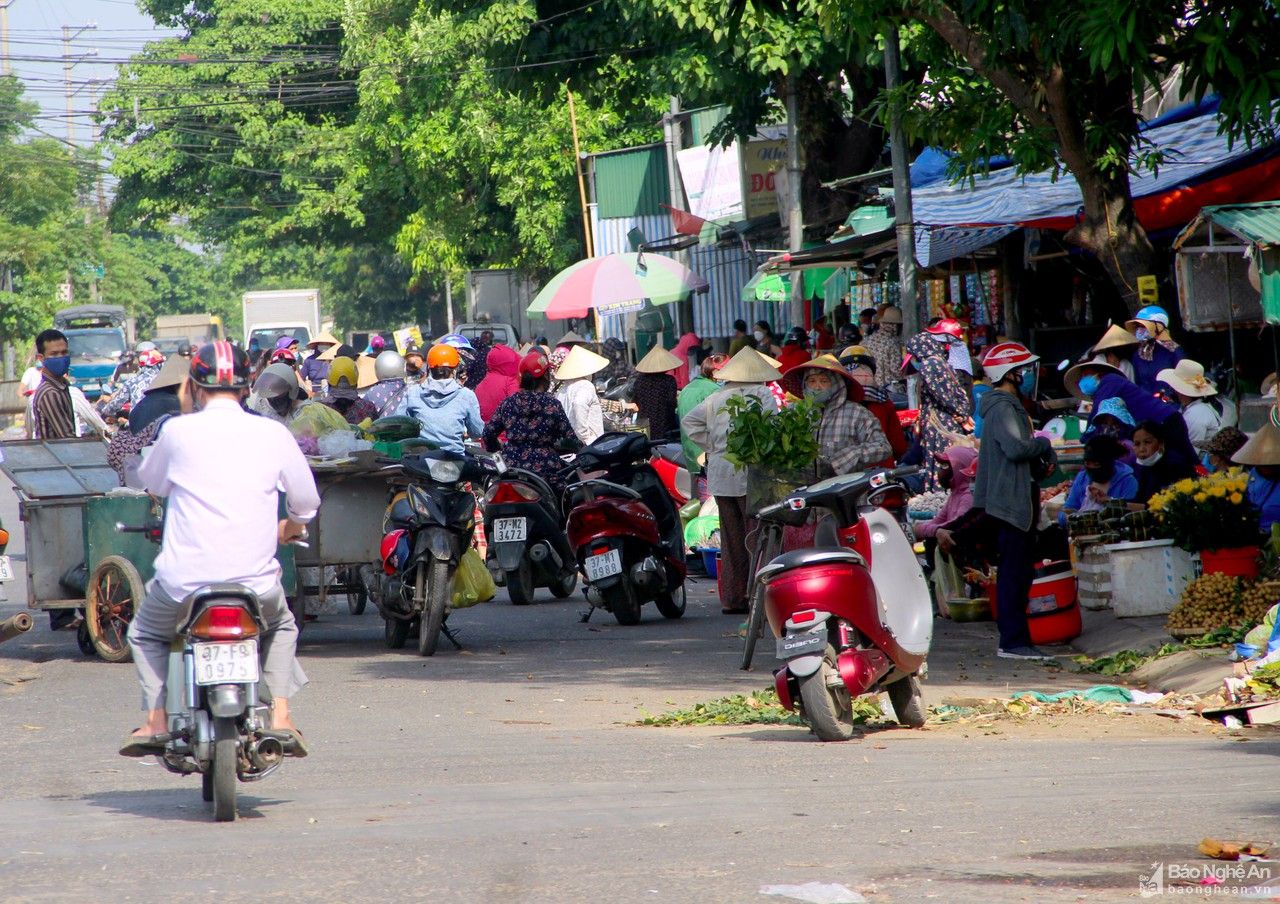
[755,466,932,740]
[564,432,687,625]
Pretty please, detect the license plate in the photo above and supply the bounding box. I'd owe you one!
[0,556,11,581]
[776,631,826,660]
[193,640,260,686]
[584,549,623,582]
[493,517,527,543]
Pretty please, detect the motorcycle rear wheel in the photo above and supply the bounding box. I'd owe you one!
[797,646,856,741]
[605,579,642,626]
[506,558,535,606]
[887,674,926,728]
[654,582,686,619]
[211,717,238,822]
[418,560,451,657]
[550,570,577,599]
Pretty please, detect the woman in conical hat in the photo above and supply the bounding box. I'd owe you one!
[632,346,682,440]
[1090,323,1140,382]
[1233,413,1280,533]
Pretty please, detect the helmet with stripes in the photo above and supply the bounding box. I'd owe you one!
[189,341,251,389]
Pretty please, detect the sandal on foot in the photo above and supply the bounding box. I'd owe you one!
[119,731,170,758]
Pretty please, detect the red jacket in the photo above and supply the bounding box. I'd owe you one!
[475,345,520,421]
[866,399,909,462]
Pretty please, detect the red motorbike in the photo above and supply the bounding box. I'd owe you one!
[564,432,687,625]
[751,466,932,740]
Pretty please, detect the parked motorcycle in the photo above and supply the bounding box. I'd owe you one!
[366,449,497,656]
[755,466,932,740]
[564,432,687,625]
[482,466,578,605]
[120,524,297,822]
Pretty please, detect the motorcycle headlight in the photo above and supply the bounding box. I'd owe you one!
[426,458,463,483]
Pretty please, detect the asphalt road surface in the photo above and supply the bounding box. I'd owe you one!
[1,485,1277,903]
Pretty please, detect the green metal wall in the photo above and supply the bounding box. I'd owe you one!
[594,147,670,219]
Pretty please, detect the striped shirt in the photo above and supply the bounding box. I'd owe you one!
[30,377,76,439]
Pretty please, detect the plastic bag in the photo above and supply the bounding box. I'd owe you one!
[452,548,496,608]
[289,402,350,439]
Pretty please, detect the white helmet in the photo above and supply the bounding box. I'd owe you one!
[374,349,406,381]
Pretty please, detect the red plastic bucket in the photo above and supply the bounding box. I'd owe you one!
[1200,546,1260,579]
[984,562,1082,645]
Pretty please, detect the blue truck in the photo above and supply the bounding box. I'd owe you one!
[53,305,134,402]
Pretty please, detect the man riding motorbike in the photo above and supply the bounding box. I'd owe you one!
[121,341,321,757]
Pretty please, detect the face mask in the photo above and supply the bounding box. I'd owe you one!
[1019,368,1036,396]
[753,330,765,342]
[43,355,71,378]
[1077,374,1100,397]
[1135,327,1152,342]
[406,362,421,376]
[1086,463,1116,482]
[1135,450,1164,467]
[269,395,293,416]
[804,386,838,406]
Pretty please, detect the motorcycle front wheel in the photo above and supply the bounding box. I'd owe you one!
[418,560,451,657]
[211,717,238,821]
[797,646,855,742]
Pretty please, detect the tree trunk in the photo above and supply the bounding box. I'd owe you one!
[1064,168,1158,315]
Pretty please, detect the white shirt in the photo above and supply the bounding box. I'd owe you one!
[1183,398,1221,446]
[557,379,604,445]
[139,396,321,600]
[20,366,41,396]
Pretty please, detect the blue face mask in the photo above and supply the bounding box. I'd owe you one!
[43,355,71,378]
[1077,374,1100,397]
[1019,369,1036,396]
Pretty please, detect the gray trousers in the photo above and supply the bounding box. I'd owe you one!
[127,579,307,712]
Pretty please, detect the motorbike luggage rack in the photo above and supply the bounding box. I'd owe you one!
[565,478,640,509]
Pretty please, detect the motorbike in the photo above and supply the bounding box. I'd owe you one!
[122,521,296,822]
[564,432,687,625]
[365,448,497,656]
[753,466,932,741]
[482,464,578,606]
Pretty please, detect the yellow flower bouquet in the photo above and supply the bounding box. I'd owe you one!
[1147,469,1259,552]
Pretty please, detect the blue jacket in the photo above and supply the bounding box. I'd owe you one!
[1058,461,1138,525]
[1248,472,1280,534]
[1131,342,1185,393]
[395,377,483,454]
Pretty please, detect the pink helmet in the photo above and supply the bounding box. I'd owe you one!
[982,341,1038,383]
[926,319,965,341]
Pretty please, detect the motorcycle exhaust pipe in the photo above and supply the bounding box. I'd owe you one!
[0,612,33,645]
[630,556,664,591]
[248,735,284,770]
[528,542,563,570]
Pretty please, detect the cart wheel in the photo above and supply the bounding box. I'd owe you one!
[76,621,96,657]
[347,580,368,616]
[86,556,142,663]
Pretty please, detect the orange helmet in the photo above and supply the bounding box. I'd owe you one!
[427,344,460,369]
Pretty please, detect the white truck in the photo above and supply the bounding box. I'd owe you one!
[153,314,225,354]
[241,289,322,354]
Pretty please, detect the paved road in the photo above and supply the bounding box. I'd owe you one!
[1,486,1277,902]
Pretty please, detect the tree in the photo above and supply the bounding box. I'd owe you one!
[789,0,1280,311]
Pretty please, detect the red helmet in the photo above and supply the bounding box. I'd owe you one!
[381,529,408,576]
[189,341,251,389]
[982,341,1039,383]
[270,347,298,366]
[926,319,965,341]
[519,351,550,379]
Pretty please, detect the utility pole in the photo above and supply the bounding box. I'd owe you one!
[661,96,693,334]
[884,26,918,336]
[0,0,15,77]
[784,80,805,328]
[61,23,98,145]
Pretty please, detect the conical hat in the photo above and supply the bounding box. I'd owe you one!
[556,330,587,346]
[780,354,864,401]
[760,352,783,370]
[635,345,682,374]
[307,330,340,348]
[1063,354,1124,400]
[143,353,188,394]
[554,344,609,381]
[318,343,341,361]
[1232,420,1280,466]
[1091,324,1140,353]
[716,347,782,384]
[356,354,379,390]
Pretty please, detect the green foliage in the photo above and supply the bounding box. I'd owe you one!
[638,687,882,726]
[1245,661,1280,698]
[1073,644,1184,676]
[723,394,821,469]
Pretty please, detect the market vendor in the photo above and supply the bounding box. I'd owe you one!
[780,355,892,476]
[1132,419,1197,505]
[1088,324,1139,383]
[840,345,908,460]
[1066,353,1197,465]
[1082,396,1137,463]
[1057,435,1138,525]
[1125,304,1185,393]
[916,445,977,616]
[1232,418,1280,533]
[1198,426,1248,473]
[1157,359,1221,446]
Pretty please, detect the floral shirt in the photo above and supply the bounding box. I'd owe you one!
[482,390,581,494]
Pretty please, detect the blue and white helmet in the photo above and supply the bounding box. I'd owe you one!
[437,333,473,351]
[1126,305,1169,333]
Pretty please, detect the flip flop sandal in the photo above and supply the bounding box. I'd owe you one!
[118,731,170,758]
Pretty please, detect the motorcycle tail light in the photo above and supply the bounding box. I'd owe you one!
[486,481,540,505]
[792,610,818,624]
[191,605,259,641]
[576,507,614,536]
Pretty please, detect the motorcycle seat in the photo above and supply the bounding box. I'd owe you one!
[651,443,687,469]
[759,547,862,580]
[566,478,641,508]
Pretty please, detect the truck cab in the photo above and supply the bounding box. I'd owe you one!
[53,305,131,401]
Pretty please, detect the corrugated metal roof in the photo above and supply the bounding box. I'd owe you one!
[594,146,670,219]
[1202,203,1280,247]
[689,106,728,146]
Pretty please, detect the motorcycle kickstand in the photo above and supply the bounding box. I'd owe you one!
[441,622,463,651]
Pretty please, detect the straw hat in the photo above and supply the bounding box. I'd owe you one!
[759,352,784,371]
[1157,359,1217,398]
[876,307,903,324]
[1233,421,1280,466]
[143,354,189,394]
[306,330,340,348]
[715,347,783,384]
[556,330,587,346]
[356,354,379,390]
[1091,324,1140,353]
[635,345,682,374]
[554,344,609,381]
[780,354,864,401]
[1063,354,1124,400]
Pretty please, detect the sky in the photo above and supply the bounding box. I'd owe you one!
[4,0,174,146]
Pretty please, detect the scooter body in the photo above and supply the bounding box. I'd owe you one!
[482,468,578,605]
[760,468,933,739]
[564,432,687,626]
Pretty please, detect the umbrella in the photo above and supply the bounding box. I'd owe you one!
[527,253,708,320]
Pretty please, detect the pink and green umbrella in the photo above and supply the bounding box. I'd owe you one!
[527,253,709,320]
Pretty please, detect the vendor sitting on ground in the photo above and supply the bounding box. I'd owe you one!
[1231,418,1280,534]
[1199,426,1248,473]
[1132,418,1198,506]
[915,445,977,615]
[1082,397,1137,464]
[1058,435,1138,525]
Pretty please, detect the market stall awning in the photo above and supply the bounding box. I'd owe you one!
[1175,202,1280,249]
[761,228,895,272]
[1174,202,1280,326]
